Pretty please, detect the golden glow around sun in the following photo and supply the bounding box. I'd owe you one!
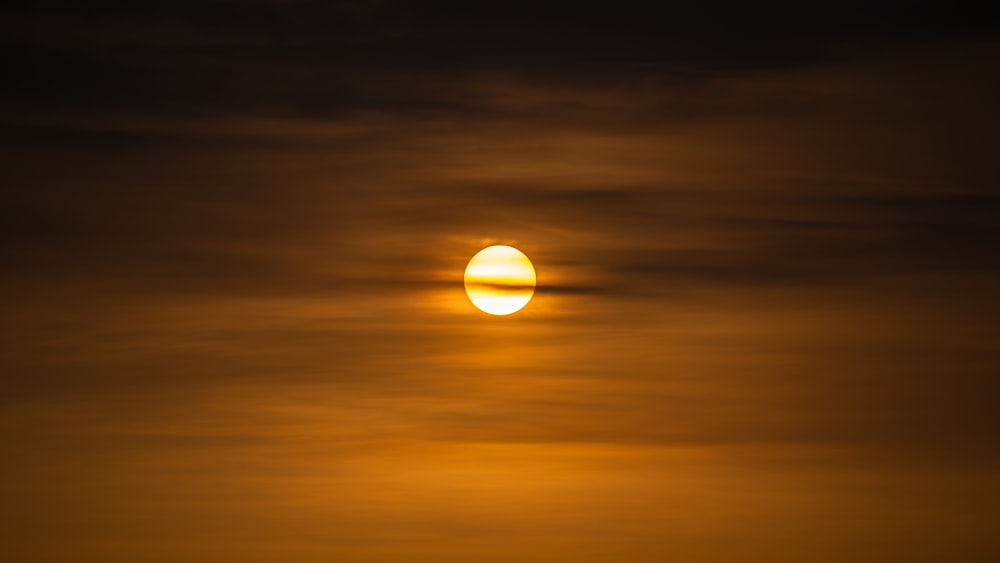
[464,245,536,315]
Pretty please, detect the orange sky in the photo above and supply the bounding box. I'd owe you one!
[2,4,1000,562]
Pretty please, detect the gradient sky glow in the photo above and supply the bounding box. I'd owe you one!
[2,3,1000,562]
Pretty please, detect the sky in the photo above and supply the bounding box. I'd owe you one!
[2,2,999,562]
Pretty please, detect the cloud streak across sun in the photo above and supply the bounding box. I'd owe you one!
[464,245,536,315]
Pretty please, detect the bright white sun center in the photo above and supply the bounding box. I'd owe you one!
[464,245,536,315]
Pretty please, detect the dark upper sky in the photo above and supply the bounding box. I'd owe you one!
[4,1,998,114]
[2,3,1000,562]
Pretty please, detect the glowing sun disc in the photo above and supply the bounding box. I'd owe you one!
[464,245,536,315]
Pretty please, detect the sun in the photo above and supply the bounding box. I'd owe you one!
[464,245,536,315]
